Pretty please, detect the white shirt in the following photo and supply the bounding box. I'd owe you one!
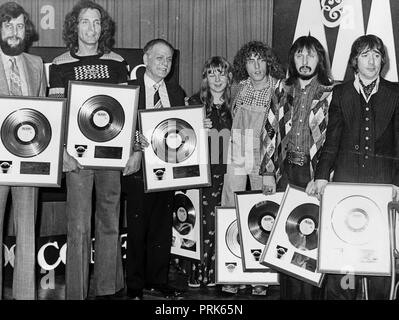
[144,73,171,109]
[0,48,28,96]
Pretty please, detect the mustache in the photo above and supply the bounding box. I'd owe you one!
[299,66,312,72]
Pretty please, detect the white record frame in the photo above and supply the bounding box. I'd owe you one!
[66,81,139,170]
[0,96,66,187]
[171,189,202,261]
[259,185,324,287]
[139,105,211,193]
[319,182,393,276]
[235,190,284,271]
[215,207,279,285]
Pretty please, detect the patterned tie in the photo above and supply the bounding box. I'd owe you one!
[153,83,163,109]
[359,78,377,99]
[9,57,22,96]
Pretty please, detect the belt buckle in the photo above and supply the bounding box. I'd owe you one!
[288,151,305,166]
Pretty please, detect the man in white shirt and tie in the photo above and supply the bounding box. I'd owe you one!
[0,1,46,300]
[122,38,186,300]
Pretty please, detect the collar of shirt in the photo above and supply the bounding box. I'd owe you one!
[144,73,171,109]
[236,76,272,108]
[0,48,28,96]
[294,76,319,92]
[353,73,380,103]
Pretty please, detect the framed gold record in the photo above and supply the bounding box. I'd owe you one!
[139,105,211,192]
[319,182,393,276]
[0,96,66,187]
[234,190,284,272]
[259,185,325,287]
[65,81,139,169]
[171,189,203,261]
[215,207,279,285]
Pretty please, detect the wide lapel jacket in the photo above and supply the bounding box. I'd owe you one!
[0,52,46,97]
[315,77,399,184]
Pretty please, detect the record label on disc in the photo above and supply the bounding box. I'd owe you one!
[1,108,51,158]
[173,193,196,235]
[92,110,110,128]
[285,203,319,251]
[17,124,35,142]
[248,200,279,245]
[225,220,241,258]
[331,195,381,245]
[151,118,197,163]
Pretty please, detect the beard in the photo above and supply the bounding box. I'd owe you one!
[0,37,26,56]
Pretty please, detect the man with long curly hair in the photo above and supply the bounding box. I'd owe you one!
[0,1,45,300]
[221,41,284,207]
[220,41,284,295]
[49,0,128,300]
[260,35,334,300]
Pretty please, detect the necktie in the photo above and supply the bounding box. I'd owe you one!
[9,57,22,96]
[153,83,163,109]
[359,78,377,99]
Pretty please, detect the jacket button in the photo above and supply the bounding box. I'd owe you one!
[355,145,359,150]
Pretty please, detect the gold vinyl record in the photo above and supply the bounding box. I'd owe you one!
[151,118,196,163]
[173,193,196,235]
[285,203,319,251]
[331,195,381,245]
[78,95,125,142]
[1,108,51,158]
[248,200,279,245]
[225,220,241,258]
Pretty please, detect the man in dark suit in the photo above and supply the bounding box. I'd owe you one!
[122,38,186,300]
[309,34,399,299]
[0,2,46,300]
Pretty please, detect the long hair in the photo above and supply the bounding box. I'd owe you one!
[349,34,386,73]
[0,1,38,49]
[199,56,233,114]
[286,35,333,86]
[62,0,115,54]
[232,41,285,82]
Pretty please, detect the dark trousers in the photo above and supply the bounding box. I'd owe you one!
[324,274,390,300]
[123,174,174,290]
[277,160,323,300]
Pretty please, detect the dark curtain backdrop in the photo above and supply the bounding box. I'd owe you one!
[13,0,273,96]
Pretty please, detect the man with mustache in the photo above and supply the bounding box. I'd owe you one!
[0,1,46,299]
[309,34,399,299]
[260,35,334,299]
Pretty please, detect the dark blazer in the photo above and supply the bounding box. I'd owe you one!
[128,77,186,111]
[314,77,399,185]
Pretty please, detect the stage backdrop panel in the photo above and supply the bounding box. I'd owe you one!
[273,0,399,82]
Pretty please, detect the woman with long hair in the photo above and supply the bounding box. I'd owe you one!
[186,56,233,287]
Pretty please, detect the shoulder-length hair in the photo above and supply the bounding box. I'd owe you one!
[286,35,333,86]
[0,1,38,48]
[232,41,285,82]
[349,34,386,73]
[199,56,233,113]
[63,0,115,54]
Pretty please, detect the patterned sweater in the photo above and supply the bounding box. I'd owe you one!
[49,50,129,98]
